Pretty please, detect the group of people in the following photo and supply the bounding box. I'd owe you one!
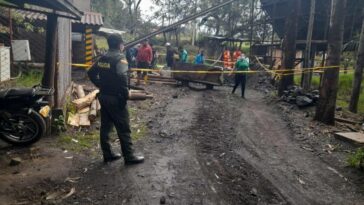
[87,34,251,167]
[223,47,243,70]
[166,43,205,68]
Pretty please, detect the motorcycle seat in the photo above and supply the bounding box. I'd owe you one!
[0,88,34,99]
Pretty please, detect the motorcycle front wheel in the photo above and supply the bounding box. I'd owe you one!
[0,110,46,146]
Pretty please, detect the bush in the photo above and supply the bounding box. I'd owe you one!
[348,148,364,170]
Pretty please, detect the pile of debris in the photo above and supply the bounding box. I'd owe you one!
[67,84,153,127]
[67,84,100,127]
[281,86,319,108]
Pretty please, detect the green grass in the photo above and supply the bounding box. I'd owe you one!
[348,148,364,170]
[16,70,43,87]
[58,131,99,153]
[294,73,364,113]
[129,107,148,141]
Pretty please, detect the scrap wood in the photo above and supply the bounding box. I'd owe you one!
[78,107,90,114]
[72,90,99,110]
[129,92,153,101]
[335,117,360,125]
[79,113,91,127]
[89,99,98,121]
[335,132,364,144]
[74,84,86,98]
[67,113,80,127]
[96,99,101,111]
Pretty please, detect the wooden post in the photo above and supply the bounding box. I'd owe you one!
[249,0,255,55]
[41,14,58,106]
[302,0,316,91]
[349,11,364,113]
[278,0,300,96]
[270,1,277,62]
[315,0,347,124]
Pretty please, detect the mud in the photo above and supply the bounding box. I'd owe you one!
[1,83,364,205]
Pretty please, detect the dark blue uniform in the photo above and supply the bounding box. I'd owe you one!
[88,49,133,160]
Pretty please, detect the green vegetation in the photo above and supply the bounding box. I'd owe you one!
[129,107,148,141]
[16,70,43,88]
[348,148,364,170]
[95,36,108,50]
[294,72,364,113]
[58,131,99,153]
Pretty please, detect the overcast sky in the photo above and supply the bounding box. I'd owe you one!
[139,0,157,18]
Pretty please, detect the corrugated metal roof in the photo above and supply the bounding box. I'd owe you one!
[72,12,103,26]
[1,0,82,19]
[15,10,103,26]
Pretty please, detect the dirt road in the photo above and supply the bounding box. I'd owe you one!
[2,84,364,204]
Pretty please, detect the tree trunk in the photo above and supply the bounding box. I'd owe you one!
[278,0,300,96]
[349,14,364,113]
[302,0,316,91]
[315,0,347,124]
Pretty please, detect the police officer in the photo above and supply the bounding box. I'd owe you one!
[88,34,144,165]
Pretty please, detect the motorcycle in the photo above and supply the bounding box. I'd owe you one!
[0,86,53,146]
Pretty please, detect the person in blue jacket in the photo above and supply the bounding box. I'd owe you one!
[194,50,205,64]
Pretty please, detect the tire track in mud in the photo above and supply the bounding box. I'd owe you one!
[191,90,288,205]
[196,88,364,205]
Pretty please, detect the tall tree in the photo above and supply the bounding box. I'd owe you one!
[315,0,347,124]
[349,9,364,113]
[278,0,300,96]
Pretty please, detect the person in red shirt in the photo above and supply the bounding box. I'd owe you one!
[136,39,152,84]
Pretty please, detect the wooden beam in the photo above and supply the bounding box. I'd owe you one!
[41,14,58,106]
[302,0,316,91]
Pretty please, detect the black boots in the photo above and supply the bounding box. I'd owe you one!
[104,153,122,163]
[124,154,145,165]
[104,153,144,165]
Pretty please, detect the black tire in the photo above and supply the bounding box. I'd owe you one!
[187,82,209,91]
[0,110,46,146]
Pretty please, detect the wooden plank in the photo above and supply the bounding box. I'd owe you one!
[335,132,364,144]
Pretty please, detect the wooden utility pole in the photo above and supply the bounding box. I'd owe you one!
[302,0,316,91]
[349,11,364,113]
[278,0,300,96]
[315,0,347,124]
[270,1,277,62]
[249,0,255,55]
[41,14,58,106]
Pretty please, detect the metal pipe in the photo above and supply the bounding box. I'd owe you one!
[124,0,238,49]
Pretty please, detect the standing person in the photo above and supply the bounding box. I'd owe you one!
[149,43,158,69]
[232,53,250,98]
[87,34,144,165]
[232,47,242,65]
[136,39,152,84]
[165,42,175,68]
[179,46,188,63]
[125,44,139,69]
[223,47,232,69]
[195,50,205,64]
